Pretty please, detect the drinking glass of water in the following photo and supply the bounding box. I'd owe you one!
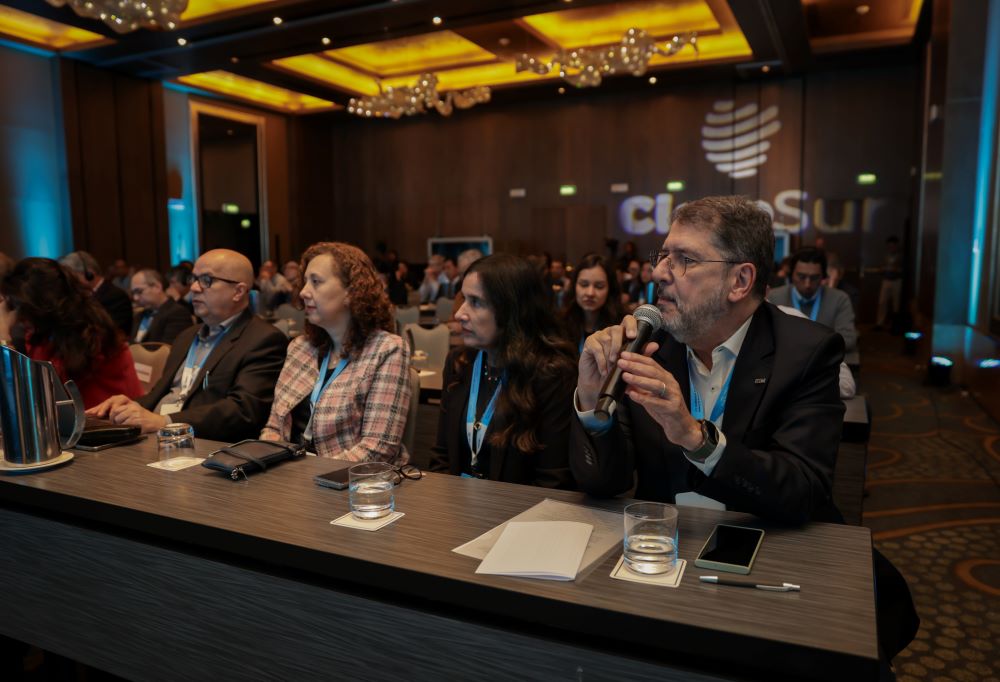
[349,462,395,520]
[157,422,196,462]
[624,502,678,575]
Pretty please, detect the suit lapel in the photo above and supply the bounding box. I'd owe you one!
[721,306,775,441]
[190,309,252,392]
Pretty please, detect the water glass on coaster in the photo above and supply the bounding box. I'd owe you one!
[157,422,196,461]
[624,502,678,575]
[349,462,395,520]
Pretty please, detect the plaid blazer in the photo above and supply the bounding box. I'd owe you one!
[262,330,411,463]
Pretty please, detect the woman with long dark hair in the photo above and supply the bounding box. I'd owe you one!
[429,253,577,488]
[0,258,142,408]
[261,242,411,462]
[562,253,626,354]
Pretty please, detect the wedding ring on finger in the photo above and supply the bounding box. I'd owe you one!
[658,381,667,398]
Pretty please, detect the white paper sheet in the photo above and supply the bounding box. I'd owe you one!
[453,498,623,574]
[475,521,593,581]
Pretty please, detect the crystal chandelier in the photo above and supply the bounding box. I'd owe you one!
[347,73,491,119]
[516,29,698,88]
[46,0,188,33]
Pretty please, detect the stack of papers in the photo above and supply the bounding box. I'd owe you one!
[475,521,593,581]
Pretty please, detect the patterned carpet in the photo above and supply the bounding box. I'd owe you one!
[859,331,1000,681]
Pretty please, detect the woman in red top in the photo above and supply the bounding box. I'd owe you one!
[0,258,142,408]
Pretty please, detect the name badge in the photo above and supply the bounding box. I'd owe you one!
[159,402,183,416]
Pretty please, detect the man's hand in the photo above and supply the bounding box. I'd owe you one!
[577,315,658,411]
[617,350,703,450]
[88,396,169,433]
[86,394,133,418]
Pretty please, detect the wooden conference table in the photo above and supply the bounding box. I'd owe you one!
[0,439,878,681]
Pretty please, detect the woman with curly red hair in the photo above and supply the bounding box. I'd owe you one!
[261,242,411,462]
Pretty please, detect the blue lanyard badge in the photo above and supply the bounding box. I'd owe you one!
[465,351,502,469]
[310,350,349,411]
[689,366,734,424]
[180,328,228,395]
[791,287,822,322]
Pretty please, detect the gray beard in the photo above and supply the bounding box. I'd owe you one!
[658,284,729,344]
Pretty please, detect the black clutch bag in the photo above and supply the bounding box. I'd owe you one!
[202,439,306,480]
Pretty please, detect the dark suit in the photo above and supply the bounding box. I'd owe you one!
[429,347,576,489]
[138,309,287,441]
[131,298,194,345]
[95,278,134,338]
[570,302,845,524]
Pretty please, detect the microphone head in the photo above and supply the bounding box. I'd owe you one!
[632,304,664,332]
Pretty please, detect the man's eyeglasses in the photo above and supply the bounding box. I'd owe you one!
[192,273,241,289]
[390,464,423,485]
[649,250,740,277]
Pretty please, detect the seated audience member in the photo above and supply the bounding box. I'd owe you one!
[777,304,856,398]
[261,243,410,462]
[767,247,857,352]
[87,249,287,441]
[387,260,409,306]
[0,258,142,408]
[109,258,133,291]
[544,257,572,307]
[627,260,657,305]
[256,260,294,314]
[571,196,916,659]
[562,253,626,354]
[282,260,302,289]
[60,250,133,338]
[430,254,577,488]
[440,257,460,299]
[166,263,195,313]
[130,269,193,344]
[418,254,448,303]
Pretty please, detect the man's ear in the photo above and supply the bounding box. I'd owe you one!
[729,263,757,302]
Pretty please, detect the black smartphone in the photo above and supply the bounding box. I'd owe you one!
[314,468,350,490]
[694,524,765,575]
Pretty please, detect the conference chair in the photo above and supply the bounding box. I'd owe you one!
[401,367,421,464]
[129,342,171,393]
[435,297,454,324]
[272,318,297,339]
[394,306,420,334]
[404,323,449,393]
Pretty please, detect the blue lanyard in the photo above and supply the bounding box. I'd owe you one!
[310,350,349,411]
[579,336,585,355]
[138,311,153,334]
[791,287,822,322]
[465,351,502,468]
[688,362,734,424]
[180,327,229,394]
[645,281,655,303]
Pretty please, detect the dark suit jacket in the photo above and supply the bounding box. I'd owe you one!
[131,298,194,345]
[570,302,845,524]
[95,279,134,338]
[429,347,576,489]
[138,309,288,441]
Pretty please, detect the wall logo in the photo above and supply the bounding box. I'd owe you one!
[701,100,782,179]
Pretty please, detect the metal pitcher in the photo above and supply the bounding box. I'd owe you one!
[0,344,85,466]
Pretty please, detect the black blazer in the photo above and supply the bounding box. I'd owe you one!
[429,347,576,489]
[138,309,288,441]
[95,279,134,338]
[131,298,194,345]
[570,302,845,524]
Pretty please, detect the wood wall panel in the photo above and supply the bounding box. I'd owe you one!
[60,59,169,271]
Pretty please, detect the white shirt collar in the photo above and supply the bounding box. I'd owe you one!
[686,313,754,375]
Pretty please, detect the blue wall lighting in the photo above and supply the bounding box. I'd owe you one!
[978,358,1000,369]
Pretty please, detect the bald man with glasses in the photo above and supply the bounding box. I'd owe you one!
[89,249,287,441]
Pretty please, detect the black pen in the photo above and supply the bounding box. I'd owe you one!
[699,576,801,592]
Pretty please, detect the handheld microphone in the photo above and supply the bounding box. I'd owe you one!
[594,304,663,423]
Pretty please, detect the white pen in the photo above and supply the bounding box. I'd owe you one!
[699,576,801,592]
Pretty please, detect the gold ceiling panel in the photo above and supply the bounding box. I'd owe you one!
[803,0,924,53]
[327,31,497,78]
[176,71,338,113]
[520,0,720,48]
[181,0,281,22]
[0,5,107,50]
[266,0,750,99]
